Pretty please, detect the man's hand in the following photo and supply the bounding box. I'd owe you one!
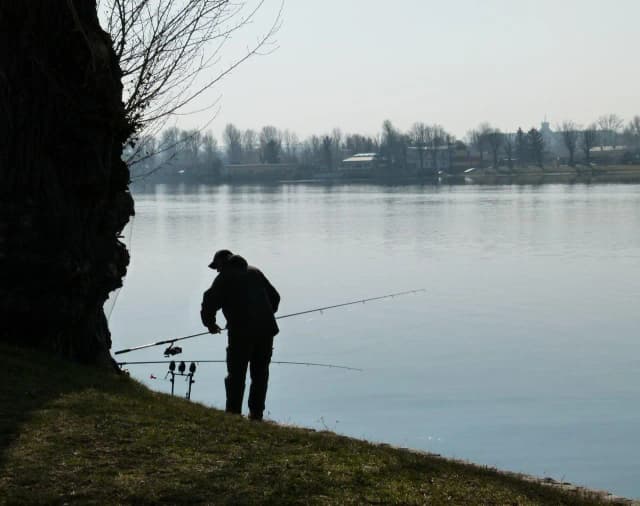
[208,323,222,334]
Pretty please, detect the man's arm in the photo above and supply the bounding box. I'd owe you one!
[261,273,280,313]
[201,277,224,333]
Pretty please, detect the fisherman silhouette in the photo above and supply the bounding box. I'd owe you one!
[200,250,280,420]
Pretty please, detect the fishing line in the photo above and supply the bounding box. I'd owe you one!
[117,359,362,372]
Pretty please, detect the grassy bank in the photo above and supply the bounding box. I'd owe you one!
[0,344,631,505]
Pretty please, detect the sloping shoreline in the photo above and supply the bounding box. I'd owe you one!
[0,344,636,505]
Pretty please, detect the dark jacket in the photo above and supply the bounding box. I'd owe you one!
[201,255,280,337]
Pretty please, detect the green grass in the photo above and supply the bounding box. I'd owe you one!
[0,344,630,505]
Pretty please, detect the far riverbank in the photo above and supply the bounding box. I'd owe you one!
[132,164,640,186]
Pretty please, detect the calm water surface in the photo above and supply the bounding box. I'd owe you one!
[110,183,640,498]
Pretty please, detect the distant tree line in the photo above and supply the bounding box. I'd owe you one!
[466,114,640,171]
[127,128,223,181]
[130,113,640,181]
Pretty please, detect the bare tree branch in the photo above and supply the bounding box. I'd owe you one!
[558,120,580,167]
[99,0,282,144]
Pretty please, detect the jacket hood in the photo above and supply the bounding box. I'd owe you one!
[224,254,248,271]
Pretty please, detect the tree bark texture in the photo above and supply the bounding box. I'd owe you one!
[0,1,134,367]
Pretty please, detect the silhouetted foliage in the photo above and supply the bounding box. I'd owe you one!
[559,121,580,167]
[527,128,545,168]
[260,126,282,164]
[515,128,528,167]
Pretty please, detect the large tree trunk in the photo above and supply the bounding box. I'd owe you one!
[0,1,134,367]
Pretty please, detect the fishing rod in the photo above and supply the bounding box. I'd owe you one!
[117,360,362,372]
[114,288,425,356]
[114,331,212,356]
[275,288,425,320]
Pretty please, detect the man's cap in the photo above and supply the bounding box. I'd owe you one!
[209,249,233,269]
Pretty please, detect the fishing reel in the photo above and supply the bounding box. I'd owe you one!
[164,343,182,357]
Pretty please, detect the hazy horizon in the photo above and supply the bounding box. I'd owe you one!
[167,0,640,142]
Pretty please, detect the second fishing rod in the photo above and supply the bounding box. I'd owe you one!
[114,288,425,356]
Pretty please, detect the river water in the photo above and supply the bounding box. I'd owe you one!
[110,182,640,498]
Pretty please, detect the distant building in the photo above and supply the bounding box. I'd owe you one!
[589,145,631,164]
[590,145,629,153]
[501,121,563,159]
[340,153,382,174]
[540,120,563,155]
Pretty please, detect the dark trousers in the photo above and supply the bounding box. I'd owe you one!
[225,334,274,416]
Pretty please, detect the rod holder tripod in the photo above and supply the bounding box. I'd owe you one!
[165,361,197,399]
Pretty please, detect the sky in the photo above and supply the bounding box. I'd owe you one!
[176,0,640,141]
